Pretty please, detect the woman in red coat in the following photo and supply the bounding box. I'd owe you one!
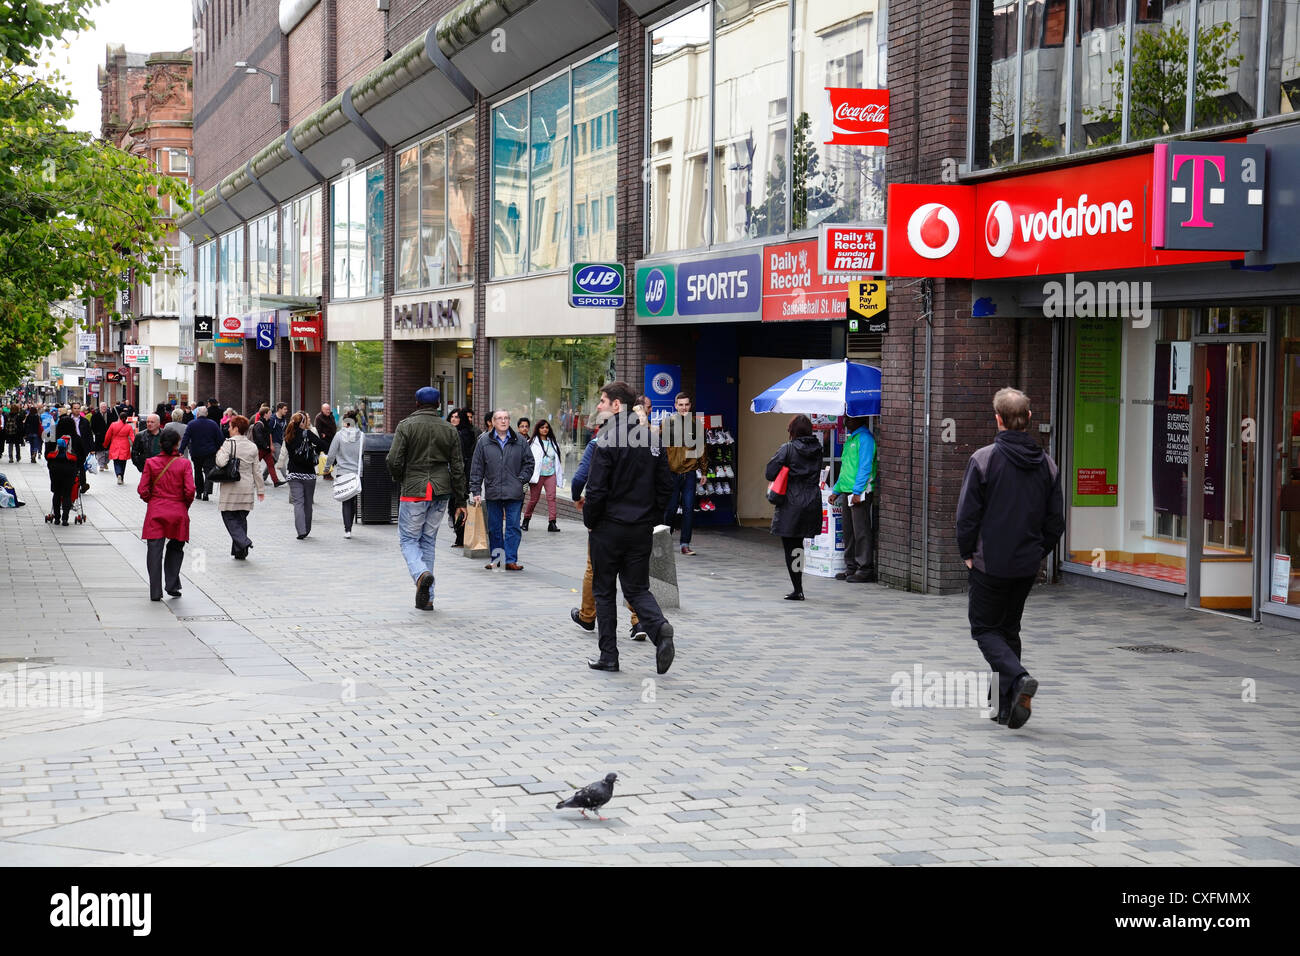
[137,429,196,601]
[103,415,136,484]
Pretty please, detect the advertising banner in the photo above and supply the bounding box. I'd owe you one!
[1072,319,1121,507]
[676,253,761,317]
[823,88,889,146]
[570,263,626,308]
[762,239,861,322]
[818,224,886,274]
[1152,142,1265,251]
[848,280,887,334]
[1152,342,1225,521]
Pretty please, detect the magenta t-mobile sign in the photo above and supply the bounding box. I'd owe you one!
[1152,142,1265,251]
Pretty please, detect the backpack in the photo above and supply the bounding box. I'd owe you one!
[250,419,270,452]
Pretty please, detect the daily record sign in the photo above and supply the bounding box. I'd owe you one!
[570,263,626,308]
[819,224,886,274]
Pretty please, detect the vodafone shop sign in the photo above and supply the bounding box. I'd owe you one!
[886,153,1239,279]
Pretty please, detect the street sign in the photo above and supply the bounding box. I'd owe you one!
[848,279,888,334]
[570,262,626,308]
[255,322,275,350]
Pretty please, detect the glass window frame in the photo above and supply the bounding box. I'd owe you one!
[969,0,1274,171]
[490,44,618,279]
[329,160,384,302]
[395,116,475,294]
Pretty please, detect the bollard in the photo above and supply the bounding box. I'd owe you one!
[648,524,680,609]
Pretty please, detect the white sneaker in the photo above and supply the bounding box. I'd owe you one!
[344,531,352,539]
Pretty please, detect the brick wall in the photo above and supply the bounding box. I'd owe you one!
[387,0,462,49]
[288,3,325,127]
[613,4,645,384]
[337,0,387,88]
[196,362,215,404]
[192,0,282,193]
[214,361,242,408]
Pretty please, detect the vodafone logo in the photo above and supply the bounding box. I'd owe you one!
[985,201,1013,258]
[906,203,960,259]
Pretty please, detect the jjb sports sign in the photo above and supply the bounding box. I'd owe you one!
[569,263,626,308]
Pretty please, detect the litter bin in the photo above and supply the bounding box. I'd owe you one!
[359,433,399,524]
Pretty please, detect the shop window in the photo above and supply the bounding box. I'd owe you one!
[330,162,383,300]
[648,5,711,253]
[493,336,616,490]
[573,48,618,262]
[333,341,384,433]
[217,228,244,316]
[793,5,884,229]
[492,95,529,276]
[282,189,322,298]
[528,73,570,273]
[397,147,421,290]
[446,123,476,285]
[1274,308,1300,605]
[714,0,789,242]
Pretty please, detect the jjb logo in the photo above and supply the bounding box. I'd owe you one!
[575,265,621,293]
[644,267,668,314]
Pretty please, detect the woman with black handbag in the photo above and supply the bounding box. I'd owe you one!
[765,414,825,601]
[284,411,329,539]
[212,415,265,559]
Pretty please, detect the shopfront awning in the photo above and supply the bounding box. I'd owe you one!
[436,0,617,97]
[623,0,674,17]
[351,28,476,147]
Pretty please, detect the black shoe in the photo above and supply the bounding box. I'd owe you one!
[784,591,805,600]
[846,569,877,583]
[521,516,531,531]
[570,608,595,631]
[415,571,433,610]
[297,533,308,540]
[165,587,182,597]
[654,622,675,675]
[587,658,619,671]
[548,520,560,532]
[62,518,69,526]
[990,707,1010,725]
[1007,675,1038,729]
[834,572,849,581]
[631,623,646,642]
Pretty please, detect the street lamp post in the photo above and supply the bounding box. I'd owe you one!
[234,61,279,106]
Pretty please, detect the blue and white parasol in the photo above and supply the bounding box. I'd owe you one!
[749,360,882,417]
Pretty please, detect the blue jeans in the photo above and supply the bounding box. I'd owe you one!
[665,472,696,544]
[485,498,522,564]
[398,496,449,587]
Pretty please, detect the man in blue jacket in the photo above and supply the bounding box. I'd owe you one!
[179,405,224,501]
[956,388,1064,730]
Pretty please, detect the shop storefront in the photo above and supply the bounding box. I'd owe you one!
[390,291,475,427]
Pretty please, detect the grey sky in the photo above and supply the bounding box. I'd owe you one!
[60,0,193,135]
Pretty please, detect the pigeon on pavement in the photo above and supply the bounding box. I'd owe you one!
[555,773,618,820]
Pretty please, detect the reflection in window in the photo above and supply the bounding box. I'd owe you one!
[649,6,710,252]
[420,134,446,288]
[528,74,570,273]
[330,163,383,300]
[715,0,788,241]
[794,2,885,228]
[573,50,618,262]
[397,147,420,290]
[492,96,528,276]
[447,123,476,285]
[397,122,475,291]
[282,190,321,297]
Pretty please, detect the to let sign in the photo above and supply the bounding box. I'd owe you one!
[824,88,889,146]
[123,345,149,366]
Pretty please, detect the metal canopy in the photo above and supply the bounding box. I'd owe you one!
[438,0,617,97]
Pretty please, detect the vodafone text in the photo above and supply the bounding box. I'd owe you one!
[1018,194,1133,243]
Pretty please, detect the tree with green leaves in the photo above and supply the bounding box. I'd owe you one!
[748,112,844,235]
[0,0,190,389]
[1087,20,1244,144]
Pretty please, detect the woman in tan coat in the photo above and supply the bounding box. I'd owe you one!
[213,414,265,559]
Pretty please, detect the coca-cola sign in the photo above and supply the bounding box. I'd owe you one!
[825,88,889,146]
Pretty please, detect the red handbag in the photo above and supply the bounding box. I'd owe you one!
[767,465,790,505]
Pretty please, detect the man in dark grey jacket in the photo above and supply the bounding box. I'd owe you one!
[469,409,534,571]
[956,387,1064,730]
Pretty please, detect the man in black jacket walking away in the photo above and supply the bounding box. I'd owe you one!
[956,388,1064,730]
[583,381,676,675]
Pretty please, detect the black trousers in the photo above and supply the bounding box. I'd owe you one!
[842,494,874,574]
[590,520,667,661]
[193,454,215,496]
[50,491,71,521]
[145,538,185,600]
[341,496,356,532]
[967,567,1035,712]
[222,509,251,554]
[781,536,803,593]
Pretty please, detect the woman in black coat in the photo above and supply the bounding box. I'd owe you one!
[765,414,826,601]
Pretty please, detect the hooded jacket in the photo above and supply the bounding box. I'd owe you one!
[956,429,1065,579]
[766,435,825,539]
[326,425,364,477]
